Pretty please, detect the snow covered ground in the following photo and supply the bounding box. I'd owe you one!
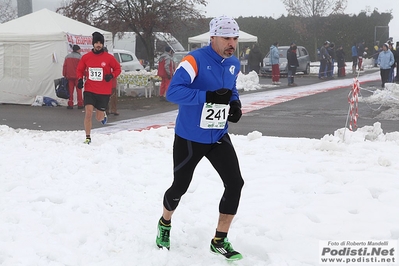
[1,60,399,266]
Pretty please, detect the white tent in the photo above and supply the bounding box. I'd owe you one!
[188,30,258,45]
[0,9,113,105]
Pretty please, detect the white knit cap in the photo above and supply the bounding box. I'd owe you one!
[209,16,239,37]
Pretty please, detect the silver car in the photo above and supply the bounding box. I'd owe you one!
[113,49,144,72]
[260,46,310,76]
[173,51,189,66]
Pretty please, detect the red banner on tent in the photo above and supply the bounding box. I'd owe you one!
[66,33,93,55]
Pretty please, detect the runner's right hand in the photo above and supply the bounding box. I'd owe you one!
[77,79,83,89]
[206,89,232,104]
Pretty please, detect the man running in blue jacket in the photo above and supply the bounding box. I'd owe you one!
[155,15,244,261]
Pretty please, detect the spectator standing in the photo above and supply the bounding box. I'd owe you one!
[319,41,331,79]
[248,43,263,74]
[108,74,119,115]
[373,42,382,68]
[76,32,121,144]
[357,40,365,71]
[240,45,250,74]
[63,45,83,109]
[377,43,394,88]
[387,42,399,83]
[327,42,336,78]
[395,42,399,82]
[388,42,396,82]
[336,45,346,77]
[104,47,119,116]
[157,46,175,101]
[191,44,199,51]
[351,42,358,74]
[240,45,250,59]
[287,42,299,86]
[270,42,281,85]
[155,15,244,261]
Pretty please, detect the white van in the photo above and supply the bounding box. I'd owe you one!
[113,49,144,72]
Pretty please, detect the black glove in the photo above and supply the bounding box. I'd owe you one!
[77,78,83,89]
[228,100,242,123]
[206,89,232,104]
[104,74,113,82]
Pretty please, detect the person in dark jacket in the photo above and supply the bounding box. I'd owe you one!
[327,42,336,78]
[395,42,399,82]
[63,45,82,109]
[319,41,331,79]
[247,43,263,74]
[351,42,358,74]
[287,42,299,86]
[336,45,346,77]
[388,42,399,83]
[104,47,119,116]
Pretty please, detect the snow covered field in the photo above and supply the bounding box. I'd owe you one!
[1,60,399,266]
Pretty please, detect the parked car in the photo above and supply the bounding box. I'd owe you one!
[260,46,310,76]
[173,51,189,66]
[113,49,144,72]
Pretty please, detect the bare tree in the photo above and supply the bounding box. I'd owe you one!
[57,0,207,67]
[0,0,17,23]
[281,0,347,17]
[281,0,347,59]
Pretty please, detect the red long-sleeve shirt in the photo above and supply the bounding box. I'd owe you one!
[76,50,121,95]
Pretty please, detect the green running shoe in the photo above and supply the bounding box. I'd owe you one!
[83,138,91,144]
[210,237,243,261]
[156,219,171,250]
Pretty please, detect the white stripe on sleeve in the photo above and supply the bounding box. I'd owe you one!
[177,60,196,83]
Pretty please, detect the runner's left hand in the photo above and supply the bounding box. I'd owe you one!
[105,74,113,82]
[228,100,242,123]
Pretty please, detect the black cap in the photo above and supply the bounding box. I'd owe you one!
[72,45,81,52]
[92,31,104,45]
[165,46,172,52]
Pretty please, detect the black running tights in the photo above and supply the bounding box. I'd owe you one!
[163,134,244,215]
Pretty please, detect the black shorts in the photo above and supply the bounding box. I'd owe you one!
[83,91,110,111]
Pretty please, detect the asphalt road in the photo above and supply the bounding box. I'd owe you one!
[1,71,397,139]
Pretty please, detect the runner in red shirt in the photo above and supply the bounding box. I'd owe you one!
[76,32,121,144]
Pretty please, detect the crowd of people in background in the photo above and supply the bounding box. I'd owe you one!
[62,36,399,122]
[236,38,399,86]
[316,38,399,84]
